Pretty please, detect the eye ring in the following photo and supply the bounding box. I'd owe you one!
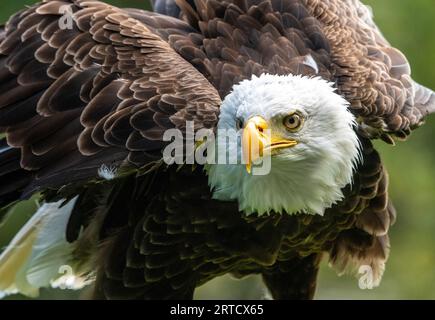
[283,112,303,131]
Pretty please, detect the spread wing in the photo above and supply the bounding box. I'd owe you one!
[303,0,435,141]
[0,0,221,204]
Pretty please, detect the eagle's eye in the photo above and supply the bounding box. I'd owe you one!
[283,112,303,131]
[236,118,244,130]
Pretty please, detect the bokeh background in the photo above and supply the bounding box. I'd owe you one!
[0,0,434,299]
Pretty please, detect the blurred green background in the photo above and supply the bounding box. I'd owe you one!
[0,0,434,299]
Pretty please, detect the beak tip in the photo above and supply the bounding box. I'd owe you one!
[246,164,251,174]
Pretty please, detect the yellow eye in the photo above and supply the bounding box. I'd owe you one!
[283,113,303,131]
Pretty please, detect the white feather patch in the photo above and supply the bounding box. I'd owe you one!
[303,54,319,74]
[0,198,91,298]
[98,164,117,180]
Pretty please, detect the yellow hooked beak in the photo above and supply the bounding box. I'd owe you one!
[242,116,298,173]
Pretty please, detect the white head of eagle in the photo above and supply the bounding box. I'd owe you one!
[206,73,361,216]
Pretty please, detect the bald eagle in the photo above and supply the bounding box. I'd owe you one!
[0,0,434,299]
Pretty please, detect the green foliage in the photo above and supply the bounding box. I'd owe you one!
[0,0,434,299]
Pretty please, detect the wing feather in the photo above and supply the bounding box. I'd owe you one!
[303,0,435,138]
[0,0,221,200]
